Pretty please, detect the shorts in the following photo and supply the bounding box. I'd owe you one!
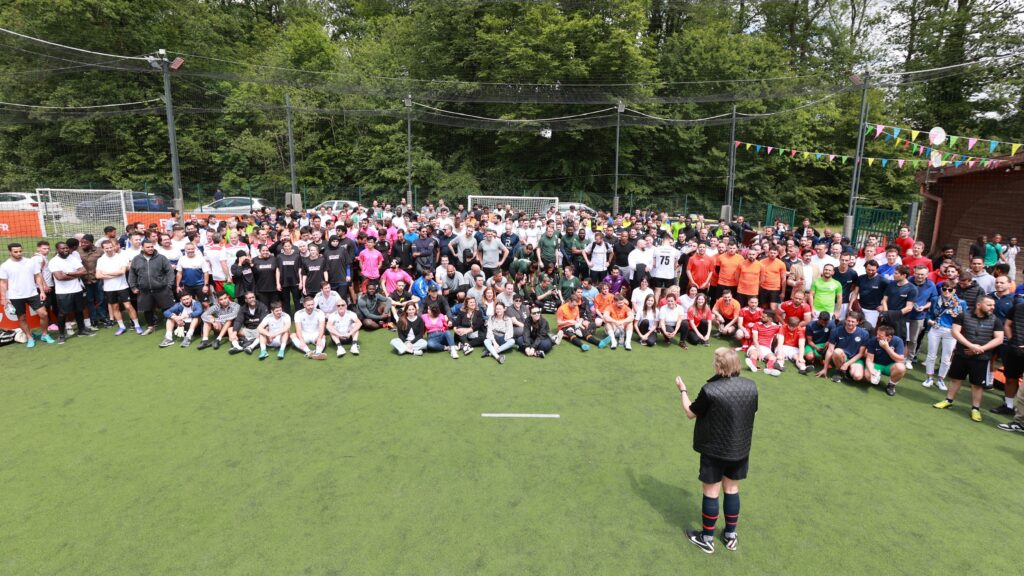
[1004,349,1024,380]
[56,291,86,313]
[105,288,132,304]
[650,276,675,289]
[754,344,773,357]
[239,327,259,342]
[779,345,800,360]
[737,293,757,307]
[805,344,824,359]
[181,285,206,299]
[872,362,892,376]
[8,294,43,316]
[759,289,781,305]
[948,354,988,386]
[298,332,320,344]
[698,453,749,483]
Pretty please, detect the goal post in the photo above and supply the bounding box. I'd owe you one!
[467,195,559,218]
[36,188,131,238]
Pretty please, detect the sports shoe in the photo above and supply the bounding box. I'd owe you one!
[413,349,424,356]
[228,347,244,355]
[135,326,144,335]
[745,358,759,373]
[971,408,983,422]
[935,379,948,392]
[258,350,269,360]
[57,335,66,345]
[277,349,286,360]
[598,336,611,349]
[553,332,563,345]
[141,326,155,336]
[764,368,781,377]
[922,377,934,388]
[481,351,490,358]
[933,399,953,409]
[870,372,881,385]
[905,360,914,371]
[610,343,617,350]
[775,362,786,373]
[180,337,192,348]
[463,345,474,356]
[990,404,1014,415]
[450,348,459,359]
[350,343,360,355]
[310,352,327,361]
[244,346,255,355]
[337,346,346,357]
[159,338,174,348]
[830,374,842,383]
[78,328,97,337]
[581,344,591,352]
[26,339,35,349]
[723,533,738,551]
[39,334,55,344]
[687,530,715,554]
[885,383,897,397]
[498,354,506,364]
[212,339,221,350]
[624,342,632,351]
[536,350,546,359]
[115,327,127,336]
[798,366,810,375]
[997,421,1024,433]
[197,340,212,351]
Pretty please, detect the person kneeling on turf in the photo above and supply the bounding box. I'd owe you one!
[197,291,239,350]
[326,299,361,358]
[291,296,328,360]
[160,293,203,348]
[257,301,291,360]
[816,312,869,383]
[865,324,906,397]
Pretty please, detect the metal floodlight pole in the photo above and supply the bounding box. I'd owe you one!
[846,73,870,239]
[285,92,298,206]
[613,101,624,215]
[404,96,413,206]
[159,49,183,223]
[725,104,737,222]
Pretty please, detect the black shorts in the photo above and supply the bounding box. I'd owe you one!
[137,288,174,313]
[181,285,206,300]
[759,289,782,305]
[9,294,43,315]
[650,276,675,289]
[948,354,989,386]
[56,291,85,314]
[737,293,758,308]
[1003,348,1024,380]
[698,454,749,483]
[105,288,132,304]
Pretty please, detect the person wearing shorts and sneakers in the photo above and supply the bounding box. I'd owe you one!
[865,325,906,397]
[0,243,57,347]
[160,293,203,348]
[196,291,239,350]
[326,299,361,358]
[650,236,682,304]
[816,312,869,383]
[49,241,96,343]
[997,297,1024,432]
[804,312,835,369]
[291,296,328,360]
[257,301,292,360]
[676,347,758,554]
[96,239,142,335]
[934,295,1003,422]
[746,314,782,376]
[776,315,809,374]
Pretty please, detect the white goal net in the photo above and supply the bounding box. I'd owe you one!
[36,188,130,238]
[467,195,559,218]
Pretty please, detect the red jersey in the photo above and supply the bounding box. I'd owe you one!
[739,307,763,328]
[894,235,914,256]
[903,256,933,272]
[687,254,715,288]
[779,300,812,323]
[780,324,805,347]
[754,322,781,347]
[688,306,713,323]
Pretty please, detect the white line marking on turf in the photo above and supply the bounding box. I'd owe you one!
[481,413,560,419]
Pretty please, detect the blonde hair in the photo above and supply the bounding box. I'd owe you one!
[713,347,741,378]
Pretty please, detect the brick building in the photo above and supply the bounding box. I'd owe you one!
[915,152,1024,280]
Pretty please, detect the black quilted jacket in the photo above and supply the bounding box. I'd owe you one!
[691,375,758,461]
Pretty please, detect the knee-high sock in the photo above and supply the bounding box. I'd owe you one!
[723,492,740,535]
[702,495,719,539]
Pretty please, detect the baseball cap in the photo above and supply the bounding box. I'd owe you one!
[427,282,440,291]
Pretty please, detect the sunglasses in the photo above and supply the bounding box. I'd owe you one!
[942,287,955,292]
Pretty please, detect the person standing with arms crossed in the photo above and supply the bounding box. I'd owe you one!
[675,347,758,554]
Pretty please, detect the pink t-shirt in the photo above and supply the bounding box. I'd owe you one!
[381,268,413,294]
[357,249,384,279]
[422,313,448,333]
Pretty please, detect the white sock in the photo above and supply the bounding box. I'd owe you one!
[165,330,173,340]
[84,319,93,329]
[132,318,141,328]
[186,327,195,338]
[316,341,325,354]
[260,343,267,352]
[1007,397,1015,409]
[117,320,126,329]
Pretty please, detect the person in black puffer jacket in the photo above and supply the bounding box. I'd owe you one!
[675,347,758,554]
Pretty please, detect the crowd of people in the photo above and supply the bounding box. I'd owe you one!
[1,198,1022,432]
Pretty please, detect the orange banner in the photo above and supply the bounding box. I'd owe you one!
[0,210,44,237]
[0,302,44,330]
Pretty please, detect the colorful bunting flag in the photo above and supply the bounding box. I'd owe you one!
[968,138,978,150]
[875,125,885,138]
[1013,143,1021,156]
[989,141,999,154]
[892,128,901,138]
[766,146,773,155]
[897,159,905,169]
[948,135,958,148]
[910,130,920,142]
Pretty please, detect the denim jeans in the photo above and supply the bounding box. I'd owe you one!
[84,281,108,323]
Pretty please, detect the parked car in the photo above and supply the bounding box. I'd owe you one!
[545,202,598,217]
[195,197,272,214]
[312,199,360,212]
[75,191,168,220]
[0,192,63,219]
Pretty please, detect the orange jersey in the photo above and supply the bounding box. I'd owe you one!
[716,253,743,286]
[759,258,787,291]
[607,303,631,321]
[737,259,763,296]
[713,298,741,320]
[594,292,615,314]
[686,254,715,287]
[556,303,579,328]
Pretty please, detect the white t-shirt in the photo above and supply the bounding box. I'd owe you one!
[205,246,227,281]
[651,246,682,279]
[157,245,182,267]
[294,308,325,337]
[177,253,209,281]
[631,287,653,314]
[0,257,41,299]
[585,241,612,271]
[97,253,131,292]
[327,310,359,334]
[258,312,291,334]
[170,237,188,253]
[628,247,654,273]
[314,291,343,315]
[123,246,142,263]
[49,255,84,295]
[658,304,685,327]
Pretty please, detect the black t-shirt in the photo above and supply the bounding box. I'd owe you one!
[323,245,348,280]
[612,241,634,268]
[276,251,301,287]
[953,311,1003,360]
[833,268,858,300]
[231,263,255,294]
[252,256,278,292]
[301,256,327,291]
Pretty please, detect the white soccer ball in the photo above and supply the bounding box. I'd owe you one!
[13,329,27,344]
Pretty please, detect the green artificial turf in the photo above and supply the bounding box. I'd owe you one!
[1,325,1021,575]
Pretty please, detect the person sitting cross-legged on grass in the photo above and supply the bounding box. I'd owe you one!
[257,301,291,360]
[390,301,428,356]
[687,293,714,347]
[711,290,741,340]
[556,296,601,352]
[423,303,459,359]
[634,293,658,347]
[326,299,361,358]
[521,306,553,358]
[774,315,809,375]
[803,312,835,373]
[160,293,203,349]
[601,294,635,350]
[658,292,687,348]
[746,314,781,376]
[290,296,328,360]
[865,324,907,397]
[229,291,267,355]
[196,291,239,350]
[815,311,869,383]
[453,296,486,356]
[482,301,516,364]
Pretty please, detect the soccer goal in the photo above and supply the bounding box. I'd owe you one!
[36,188,131,238]
[467,195,559,218]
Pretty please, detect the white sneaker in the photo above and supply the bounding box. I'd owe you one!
[463,345,474,356]
[870,372,881,385]
[610,343,617,350]
[351,343,359,355]
[905,360,913,371]
[935,379,948,392]
[450,348,459,359]
[413,349,424,356]
[624,343,632,351]
[337,346,346,357]
[764,368,781,377]
[745,358,759,373]
[922,377,934,388]
[553,332,563,345]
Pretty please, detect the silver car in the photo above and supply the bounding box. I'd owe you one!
[195,197,272,214]
[312,199,360,212]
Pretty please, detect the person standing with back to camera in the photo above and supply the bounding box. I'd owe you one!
[675,347,758,554]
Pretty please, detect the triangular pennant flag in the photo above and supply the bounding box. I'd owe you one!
[734,140,742,148]
[911,143,918,152]
[948,135,958,147]
[903,140,911,150]
[815,153,823,160]
[1012,143,1021,156]
[881,159,888,167]
[968,160,976,168]
[828,154,835,162]
[755,144,762,153]
[912,160,920,168]
[989,140,999,153]
[841,155,849,163]
[993,160,1000,168]
[766,146,774,155]
[954,160,963,168]
[897,159,905,169]
[892,127,901,138]
[968,138,977,150]
[911,130,920,141]
[803,151,810,159]
[745,143,752,150]
[867,157,875,166]
[790,149,798,158]
[865,125,873,135]
[875,125,885,138]
[942,152,951,161]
